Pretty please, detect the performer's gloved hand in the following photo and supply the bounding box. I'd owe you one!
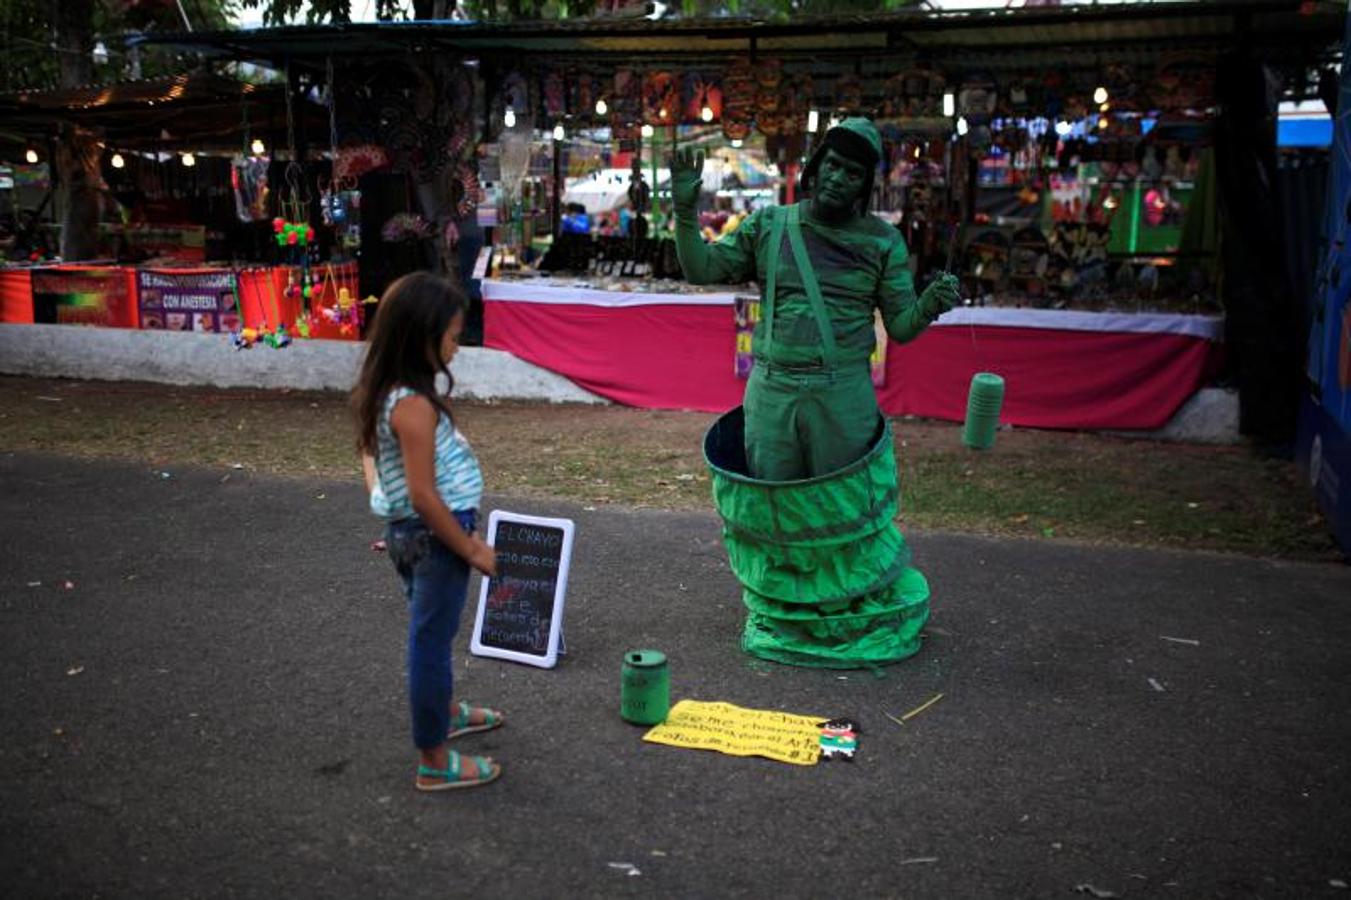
[669,148,705,215]
[919,272,960,321]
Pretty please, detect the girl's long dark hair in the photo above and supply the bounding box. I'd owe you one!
[352,271,466,456]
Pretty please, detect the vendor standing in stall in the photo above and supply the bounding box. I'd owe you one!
[670,117,959,668]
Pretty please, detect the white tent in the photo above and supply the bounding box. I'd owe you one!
[562,168,671,214]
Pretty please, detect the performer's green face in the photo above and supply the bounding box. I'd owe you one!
[812,149,869,217]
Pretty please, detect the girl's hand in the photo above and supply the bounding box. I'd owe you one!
[466,536,498,577]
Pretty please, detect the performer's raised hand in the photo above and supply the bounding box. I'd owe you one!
[670,148,705,211]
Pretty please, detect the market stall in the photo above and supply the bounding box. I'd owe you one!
[0,70,365,343]
[15,3,1340,435]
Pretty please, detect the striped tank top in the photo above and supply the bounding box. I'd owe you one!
[369,386,484,520]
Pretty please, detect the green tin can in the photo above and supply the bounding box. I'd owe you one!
[620,649,670,725]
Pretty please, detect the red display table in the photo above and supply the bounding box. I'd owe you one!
[483,279,1224,431]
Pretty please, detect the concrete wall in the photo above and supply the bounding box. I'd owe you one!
[0,323,1237,441]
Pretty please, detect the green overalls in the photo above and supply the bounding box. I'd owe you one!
[745,203,881,481]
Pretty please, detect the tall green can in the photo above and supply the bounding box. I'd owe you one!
[620,649,670,725]
[703,407,930,669]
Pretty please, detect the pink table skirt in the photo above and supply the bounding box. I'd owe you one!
[483,280,1224,431]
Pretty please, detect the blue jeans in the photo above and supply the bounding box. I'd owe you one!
[384,511,477,750]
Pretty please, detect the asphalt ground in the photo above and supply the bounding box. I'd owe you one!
[2,451,1350,899]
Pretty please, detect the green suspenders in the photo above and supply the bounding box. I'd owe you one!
[759,202,838,368]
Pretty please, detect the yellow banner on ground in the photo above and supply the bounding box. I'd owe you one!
[642,700,824,766]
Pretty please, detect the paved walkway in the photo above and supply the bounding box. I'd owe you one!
[2,452,1349,898]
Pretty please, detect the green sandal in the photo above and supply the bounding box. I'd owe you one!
[447,701,504,740]
[415,751,501,792]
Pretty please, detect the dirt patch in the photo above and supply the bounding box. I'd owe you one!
[0,375,1340,561]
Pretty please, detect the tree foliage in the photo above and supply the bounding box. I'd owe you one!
[240,0,919,26]
[2,0,238,92]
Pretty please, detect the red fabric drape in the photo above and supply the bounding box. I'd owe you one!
[485,297,1225,431]
[0,269,34,323]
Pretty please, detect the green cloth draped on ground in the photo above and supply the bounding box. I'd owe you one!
[704,407,930,669]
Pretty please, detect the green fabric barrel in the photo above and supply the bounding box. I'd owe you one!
[703,407,930,669]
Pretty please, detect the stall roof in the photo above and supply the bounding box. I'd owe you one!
[0,73,326,154]
[131,1,1345,69]
[1,72,262,111]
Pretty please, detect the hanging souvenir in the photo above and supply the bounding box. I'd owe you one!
[642,71,679,126]
[1099,63,1139,112]
[881,73,904,119]
[1154,57,1215,111]
[776,72,812,137]
[722,57,756,142]
[834,73,865,116]
[611,68,642,141]
[570,70,597,120]
[682,72,723,125]
[923,70,947,117]
[958,78,998,121]
[502,70,530,118]
[896,69,924,116]
[754,59,783,137]
[1003,75,1035,116]
[334,145,388,183]
[445,64,475,121]
[543,69,567,119]
[231,155,270,223]
[454,161,480,219]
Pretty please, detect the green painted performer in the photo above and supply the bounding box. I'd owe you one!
[671,117,959,668]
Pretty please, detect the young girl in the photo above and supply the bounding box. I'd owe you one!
[353,271,503,792]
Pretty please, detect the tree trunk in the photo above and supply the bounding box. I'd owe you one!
[52,0,102,261]
[411,0,453,17]
[434,0,453,16]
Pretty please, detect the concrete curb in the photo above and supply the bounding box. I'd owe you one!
[0,323,607,404]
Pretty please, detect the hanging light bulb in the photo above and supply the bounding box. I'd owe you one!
[701,105,714,123]
[731,139,743,149]
[595,98,608,116]
[1097,116,1109,131]
[659,107,668,120]
[250,138,266,155]
[504,107,516,128]
[640,123,655,139]
[956,116,969,137]
[1093,86,1109,105]
[807,110,820,133]
[110,152,125,169]
[181,152,196,167]
[552,123,565,141]
[942,92,956,117]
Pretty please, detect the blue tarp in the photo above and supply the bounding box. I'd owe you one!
[1278,117,1333,148]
